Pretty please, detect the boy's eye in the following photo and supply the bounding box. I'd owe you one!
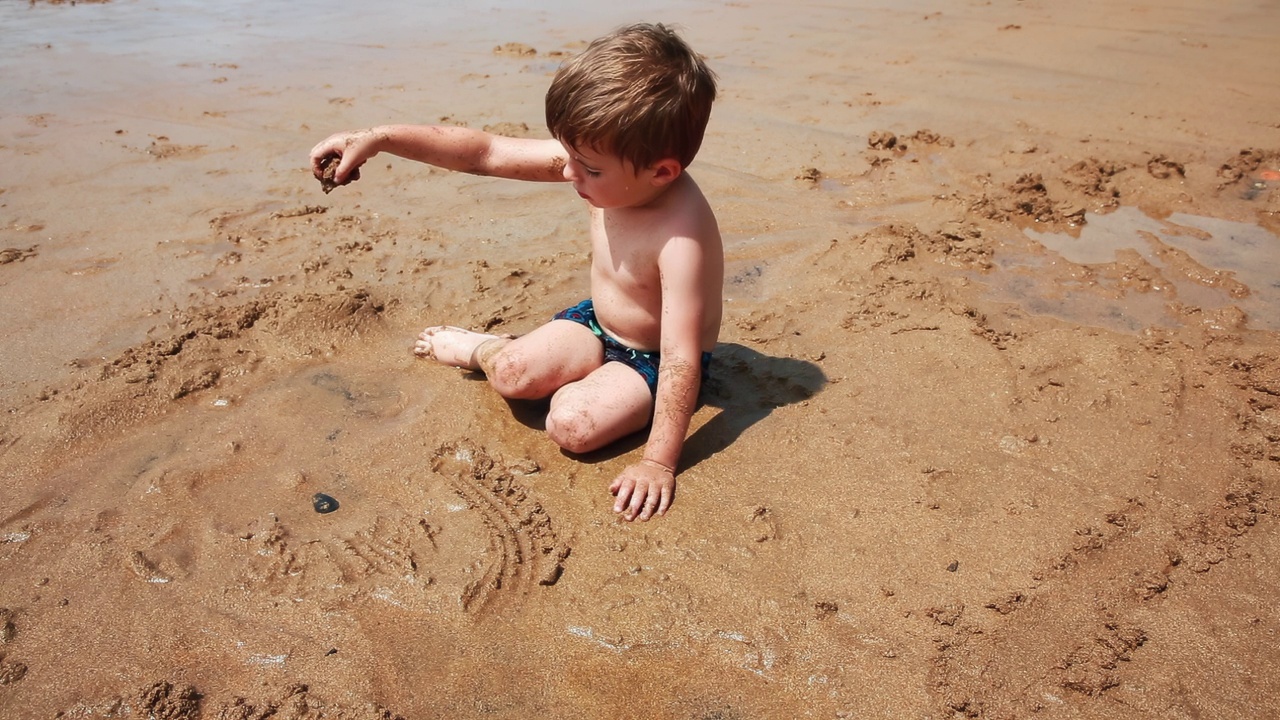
[585,169,601,177]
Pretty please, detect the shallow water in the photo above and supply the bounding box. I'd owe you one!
[1011,207,1280,332]
[5,0,1278,352]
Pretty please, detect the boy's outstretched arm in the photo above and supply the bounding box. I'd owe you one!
[610,234,710,521]
[309,125,568,186]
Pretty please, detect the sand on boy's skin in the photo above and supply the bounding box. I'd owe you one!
[0,0,1278,717]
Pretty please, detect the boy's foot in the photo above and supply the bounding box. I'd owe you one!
[414,326,501,369]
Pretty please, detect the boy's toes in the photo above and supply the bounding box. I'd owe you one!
[414,326,447,357]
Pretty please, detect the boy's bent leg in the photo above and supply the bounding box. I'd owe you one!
[546,363,653,454]
[482,319,605,400]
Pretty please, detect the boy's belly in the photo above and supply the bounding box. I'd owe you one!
[589,289,661,352]
[588,284,721,353]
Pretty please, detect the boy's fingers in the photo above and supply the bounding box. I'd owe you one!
[639,490,659,521]
[337,162,362,186]
[310,140,338,172]
[657,485,672,516]
[626,484,647,520]
[330,156,349,184]
[341,156,360,180]
[642,487,669,520]
[612,478,634,512]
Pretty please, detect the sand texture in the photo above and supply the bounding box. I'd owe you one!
[1,0,1279,717]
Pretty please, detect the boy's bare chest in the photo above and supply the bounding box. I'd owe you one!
[589,210,661,281]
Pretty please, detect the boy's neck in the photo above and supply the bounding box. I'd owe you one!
[619,172,689,212]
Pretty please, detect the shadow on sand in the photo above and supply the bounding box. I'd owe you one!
[680,342,828,470]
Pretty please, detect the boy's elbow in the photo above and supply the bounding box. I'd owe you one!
[461,146,494,176]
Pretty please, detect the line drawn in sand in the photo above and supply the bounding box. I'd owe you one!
[430,440,570,614]
[230,442,566,615]
[235,511,435,604]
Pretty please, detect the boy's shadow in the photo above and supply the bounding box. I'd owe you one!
[505,342,828,470]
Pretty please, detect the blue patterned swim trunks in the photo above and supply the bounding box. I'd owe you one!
[553,299,712,396]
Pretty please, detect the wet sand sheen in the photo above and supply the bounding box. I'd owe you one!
[1,0,1279,718]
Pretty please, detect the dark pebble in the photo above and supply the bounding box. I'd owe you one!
[313,493,340,514]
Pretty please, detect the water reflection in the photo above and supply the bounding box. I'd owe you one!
[987,207,1279,332]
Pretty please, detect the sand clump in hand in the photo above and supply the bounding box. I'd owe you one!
[317,154,359,194]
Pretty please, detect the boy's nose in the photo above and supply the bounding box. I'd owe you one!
[562,161,576,182]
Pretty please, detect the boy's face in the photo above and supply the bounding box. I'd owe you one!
[560,142,673,209]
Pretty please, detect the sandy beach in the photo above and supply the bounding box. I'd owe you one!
[2,0,1279,717]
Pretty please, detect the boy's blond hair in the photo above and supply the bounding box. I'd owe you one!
[545,23,717,171]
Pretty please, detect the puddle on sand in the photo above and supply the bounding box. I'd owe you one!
[984,206,1280,333]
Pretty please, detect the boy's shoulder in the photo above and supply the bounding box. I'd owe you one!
[638,174,721,251]
[603,174,718,247]
[659,173,718,228]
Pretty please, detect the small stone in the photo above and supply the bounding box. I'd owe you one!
[313,493,340,514]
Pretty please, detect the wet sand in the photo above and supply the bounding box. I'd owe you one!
[2,0,1279,717]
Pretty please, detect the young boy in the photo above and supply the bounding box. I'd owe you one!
[309,23,721,523]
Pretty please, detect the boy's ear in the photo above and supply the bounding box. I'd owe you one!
[647,158,683,187]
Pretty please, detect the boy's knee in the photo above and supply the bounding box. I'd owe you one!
[486,348,540,398]
[545,402,601,454]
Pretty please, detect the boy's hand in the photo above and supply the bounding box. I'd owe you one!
[309,129,383,188]
[610,461,676,521]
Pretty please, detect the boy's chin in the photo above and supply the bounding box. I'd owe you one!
[582,194,650,210]
[580,195,612,209]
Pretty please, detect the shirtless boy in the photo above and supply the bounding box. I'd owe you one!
[309,23,721,522]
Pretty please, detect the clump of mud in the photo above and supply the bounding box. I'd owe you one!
[493,42,537,57]
[0,246,38,265]
[67,681,405,720]
[136,681,200,720]
[867,128,954,153]
[1065,157,1128,208]
[969,173,1086,228]
[1146,154,1185,179]
[1216,148,1280,187]
[317,154,359,194]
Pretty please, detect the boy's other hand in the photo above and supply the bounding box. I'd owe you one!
[610,462,675,521]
